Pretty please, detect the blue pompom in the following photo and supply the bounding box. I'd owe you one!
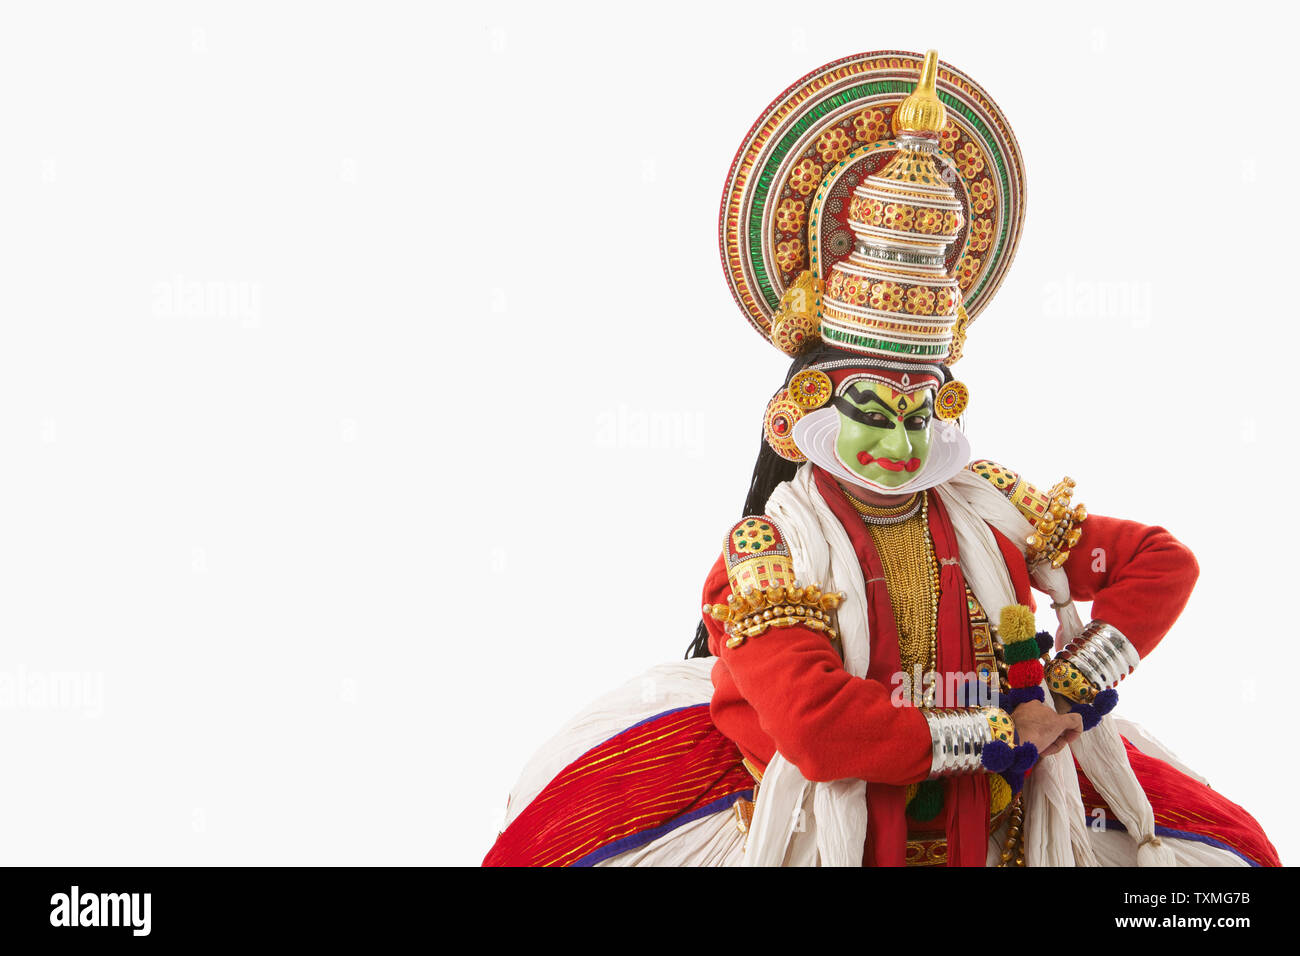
[1071,702,1101,731]
[1010,742,1039,774]
[1002,770,1026,795]
[1094,688,1119,716]
[1036,631,1054,654]
[1002,686,1045,711]
[982,739,1013,773]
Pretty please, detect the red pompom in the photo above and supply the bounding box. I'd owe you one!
[1007,659,1044,688]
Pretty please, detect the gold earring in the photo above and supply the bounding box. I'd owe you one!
[935,380,969,420]
[788,368,832,410]
[764,389,807,462]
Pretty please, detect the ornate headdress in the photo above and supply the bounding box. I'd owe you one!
[719,50,1026,462]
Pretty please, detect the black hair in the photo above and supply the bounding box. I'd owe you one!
[683,346,953,658]
[684,343,847,659]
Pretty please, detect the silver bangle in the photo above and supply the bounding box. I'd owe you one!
[923,707,996,777]
[1057,620,1140,689]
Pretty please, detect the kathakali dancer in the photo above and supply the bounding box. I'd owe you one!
[483,50,1280,867]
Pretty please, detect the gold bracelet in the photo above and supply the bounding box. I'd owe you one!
[1045,658,1098,703]
[985,707,1015,745]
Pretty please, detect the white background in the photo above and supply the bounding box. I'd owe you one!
[1,1,1294,866]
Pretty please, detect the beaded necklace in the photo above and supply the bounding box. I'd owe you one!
[843,490,921,525]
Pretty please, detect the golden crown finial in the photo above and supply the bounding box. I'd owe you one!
[892,49,946,136]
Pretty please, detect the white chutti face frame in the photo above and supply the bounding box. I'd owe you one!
[792,407,970,496]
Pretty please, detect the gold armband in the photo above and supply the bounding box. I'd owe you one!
[724,515,795,593]
[705,582,844,650]
[712,515,844,649]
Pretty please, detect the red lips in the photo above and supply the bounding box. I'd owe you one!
[857,452,921,473]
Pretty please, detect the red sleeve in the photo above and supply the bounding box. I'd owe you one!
[1060,513,1199,658]
[702,555,932,785]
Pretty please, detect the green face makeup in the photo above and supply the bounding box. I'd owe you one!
[833,381,934,487]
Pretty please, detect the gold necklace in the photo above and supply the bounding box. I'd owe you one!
[864,494,940,706]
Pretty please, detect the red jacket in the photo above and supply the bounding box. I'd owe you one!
[702,465,1200,787]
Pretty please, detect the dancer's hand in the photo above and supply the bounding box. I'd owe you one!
[1011,701,1083,757]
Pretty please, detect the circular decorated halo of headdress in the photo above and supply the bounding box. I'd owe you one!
[719,50,1025,364]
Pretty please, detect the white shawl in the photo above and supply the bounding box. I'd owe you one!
[742,463,1172,866]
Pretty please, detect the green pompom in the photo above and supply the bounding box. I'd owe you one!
[905,779,944,822]
[1003,637,1042,664]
